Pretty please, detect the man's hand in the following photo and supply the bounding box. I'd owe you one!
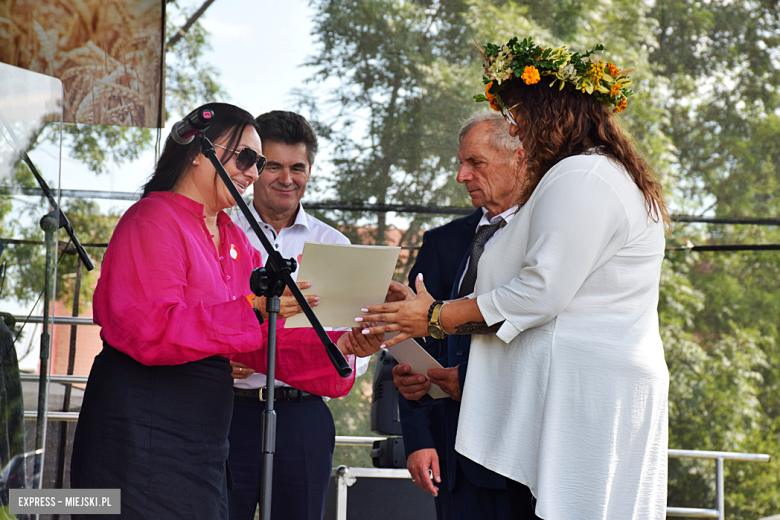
[256,281,318,320]
[428,366,461,401]
[407,449,441,496]
[230,361,255,379]
[392,363,431,401]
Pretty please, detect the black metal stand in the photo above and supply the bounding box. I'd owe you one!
[260,292,280,520]
[32,212,58,494]
[197,135,351,520]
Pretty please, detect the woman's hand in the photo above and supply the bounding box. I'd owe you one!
[254,281,319,320]
[355,274,435,349]
[337,323,385,357]
[230,361,255,379]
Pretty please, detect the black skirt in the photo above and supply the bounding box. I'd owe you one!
[71,343,234,519]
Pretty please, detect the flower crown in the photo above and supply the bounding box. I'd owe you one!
[474,37,635,114]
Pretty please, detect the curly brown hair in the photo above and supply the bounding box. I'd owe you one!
[501,76,669,226]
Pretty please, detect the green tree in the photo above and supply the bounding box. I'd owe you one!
[648,0,780,515]
[303,0,480,259]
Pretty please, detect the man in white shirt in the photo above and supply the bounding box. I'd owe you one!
[228,111,370,520]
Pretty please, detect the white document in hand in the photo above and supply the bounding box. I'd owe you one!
[387,335,449,399]
[284,242,400,329]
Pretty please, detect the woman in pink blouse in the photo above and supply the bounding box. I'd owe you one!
[70,103,381,519]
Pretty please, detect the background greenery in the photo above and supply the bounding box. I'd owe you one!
[2,0,779,515]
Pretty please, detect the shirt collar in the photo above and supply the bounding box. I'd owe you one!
[479,205,519,227]
[291,203,311,231]
[150,191,232,225]
[248,200,311,233]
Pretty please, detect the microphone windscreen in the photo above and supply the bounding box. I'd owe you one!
[171,121,195,145]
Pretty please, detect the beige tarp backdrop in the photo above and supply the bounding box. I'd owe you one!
[0,0,164,128]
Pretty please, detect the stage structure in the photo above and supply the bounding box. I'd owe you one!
[0,61,90,500]
[0,0,165,128]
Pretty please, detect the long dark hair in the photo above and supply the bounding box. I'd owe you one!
[142,103,259,198]
[501,76,669,225]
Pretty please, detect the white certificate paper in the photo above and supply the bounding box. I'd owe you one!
[388,335,449,399]
[284,242,401,329]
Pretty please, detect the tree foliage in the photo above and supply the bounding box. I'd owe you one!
[1,0,225,316]
[302,0,479,258]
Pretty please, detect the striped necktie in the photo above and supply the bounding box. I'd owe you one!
[458,219,505,298]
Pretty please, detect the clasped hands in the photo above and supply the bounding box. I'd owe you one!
[354,274,437,349]
[251,279,384,357]
[393,363,462,401]
[357,274,463,401]
[234,281,385,379]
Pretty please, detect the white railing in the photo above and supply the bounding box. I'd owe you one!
[327,443,771,519]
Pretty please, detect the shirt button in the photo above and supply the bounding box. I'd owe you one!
[457,350,464,356]
[219,256,224,261]
[226,275,231,280]
[232,296,236,300]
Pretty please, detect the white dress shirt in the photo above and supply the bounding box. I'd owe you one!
[232,202,371,390]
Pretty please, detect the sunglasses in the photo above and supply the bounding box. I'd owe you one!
[213,143,267,174]
[501,103,521,127]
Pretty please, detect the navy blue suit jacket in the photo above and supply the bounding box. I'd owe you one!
[398,210,479,460]
[398,209,506,491]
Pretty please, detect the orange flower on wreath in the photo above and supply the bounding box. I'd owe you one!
[521,65,541,85]
[485,82,501,112]
[610,83,621,96]
[606,62,620,77]
[614,97,628,113]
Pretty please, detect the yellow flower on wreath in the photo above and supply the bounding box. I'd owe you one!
[586,60,605,85]
[610,83,621,96]
[521,65,540,85]
[614,97,628,113]
[605,62,620,77]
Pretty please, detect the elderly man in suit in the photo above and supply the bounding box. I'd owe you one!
[394,111,526,520]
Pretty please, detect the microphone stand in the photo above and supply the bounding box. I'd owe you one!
[197,135,352,520]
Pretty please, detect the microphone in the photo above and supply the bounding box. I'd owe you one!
[171,107,215,145]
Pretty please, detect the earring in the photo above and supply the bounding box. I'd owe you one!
[192,160,197,165]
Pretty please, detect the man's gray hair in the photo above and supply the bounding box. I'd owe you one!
[458,112,522,158]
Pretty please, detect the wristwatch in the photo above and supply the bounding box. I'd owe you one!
[427,300,448,339]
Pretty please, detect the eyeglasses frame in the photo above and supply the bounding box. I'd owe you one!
[502,102,521,127]
[213,143,267,174]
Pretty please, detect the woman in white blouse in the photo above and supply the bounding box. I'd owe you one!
[358,38,670,520]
